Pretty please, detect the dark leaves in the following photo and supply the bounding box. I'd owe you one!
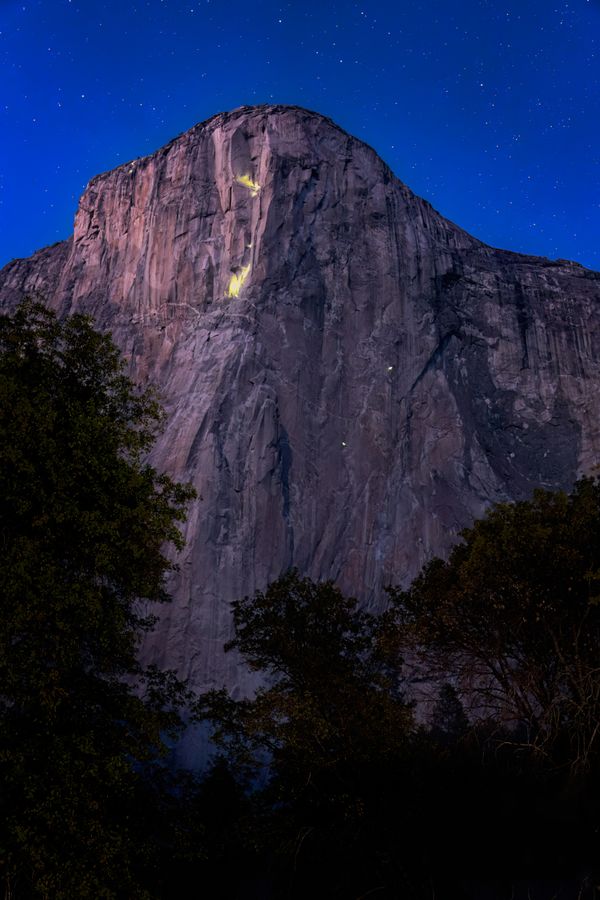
[0,299,195,897]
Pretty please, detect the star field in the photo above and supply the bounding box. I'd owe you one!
[1,0,598,268]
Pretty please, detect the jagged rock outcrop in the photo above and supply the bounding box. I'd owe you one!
[2,104,600,708]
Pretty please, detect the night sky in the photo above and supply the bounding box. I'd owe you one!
[1,0,598,270]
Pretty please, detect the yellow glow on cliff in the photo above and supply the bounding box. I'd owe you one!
[235,174,260,196]
[227,265,251,298]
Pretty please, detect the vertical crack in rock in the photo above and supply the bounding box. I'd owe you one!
[513,280,532,370]
[276,423,292,521]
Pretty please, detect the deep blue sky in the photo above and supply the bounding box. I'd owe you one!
[1,0,598,269]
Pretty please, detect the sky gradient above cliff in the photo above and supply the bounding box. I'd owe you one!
[1,0,598,269]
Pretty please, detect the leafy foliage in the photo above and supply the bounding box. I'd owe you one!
[0,300,195,897]
[197,565,600,897]
[198,571,418,897]
[199,570,412,775]
[389,478,600,771]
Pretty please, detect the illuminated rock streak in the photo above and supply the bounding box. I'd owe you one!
[235,174,261,197]
[225,173,260,298]
[226,264,251,298]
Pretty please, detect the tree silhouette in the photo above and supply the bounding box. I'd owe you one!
[0,300,195,898]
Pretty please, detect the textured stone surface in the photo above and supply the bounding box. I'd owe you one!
[2,104,600,711]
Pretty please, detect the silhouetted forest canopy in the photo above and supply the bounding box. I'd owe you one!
[1,301,599,899]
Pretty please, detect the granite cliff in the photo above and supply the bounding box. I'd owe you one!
[2,104,600,704]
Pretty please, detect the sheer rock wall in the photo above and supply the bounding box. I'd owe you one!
[2,105,600,704]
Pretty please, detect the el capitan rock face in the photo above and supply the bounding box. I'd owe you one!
[2,104,600,700]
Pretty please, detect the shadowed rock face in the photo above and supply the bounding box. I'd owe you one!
[2,104,600,701]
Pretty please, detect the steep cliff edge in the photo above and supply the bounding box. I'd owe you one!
[2,104,600,700]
